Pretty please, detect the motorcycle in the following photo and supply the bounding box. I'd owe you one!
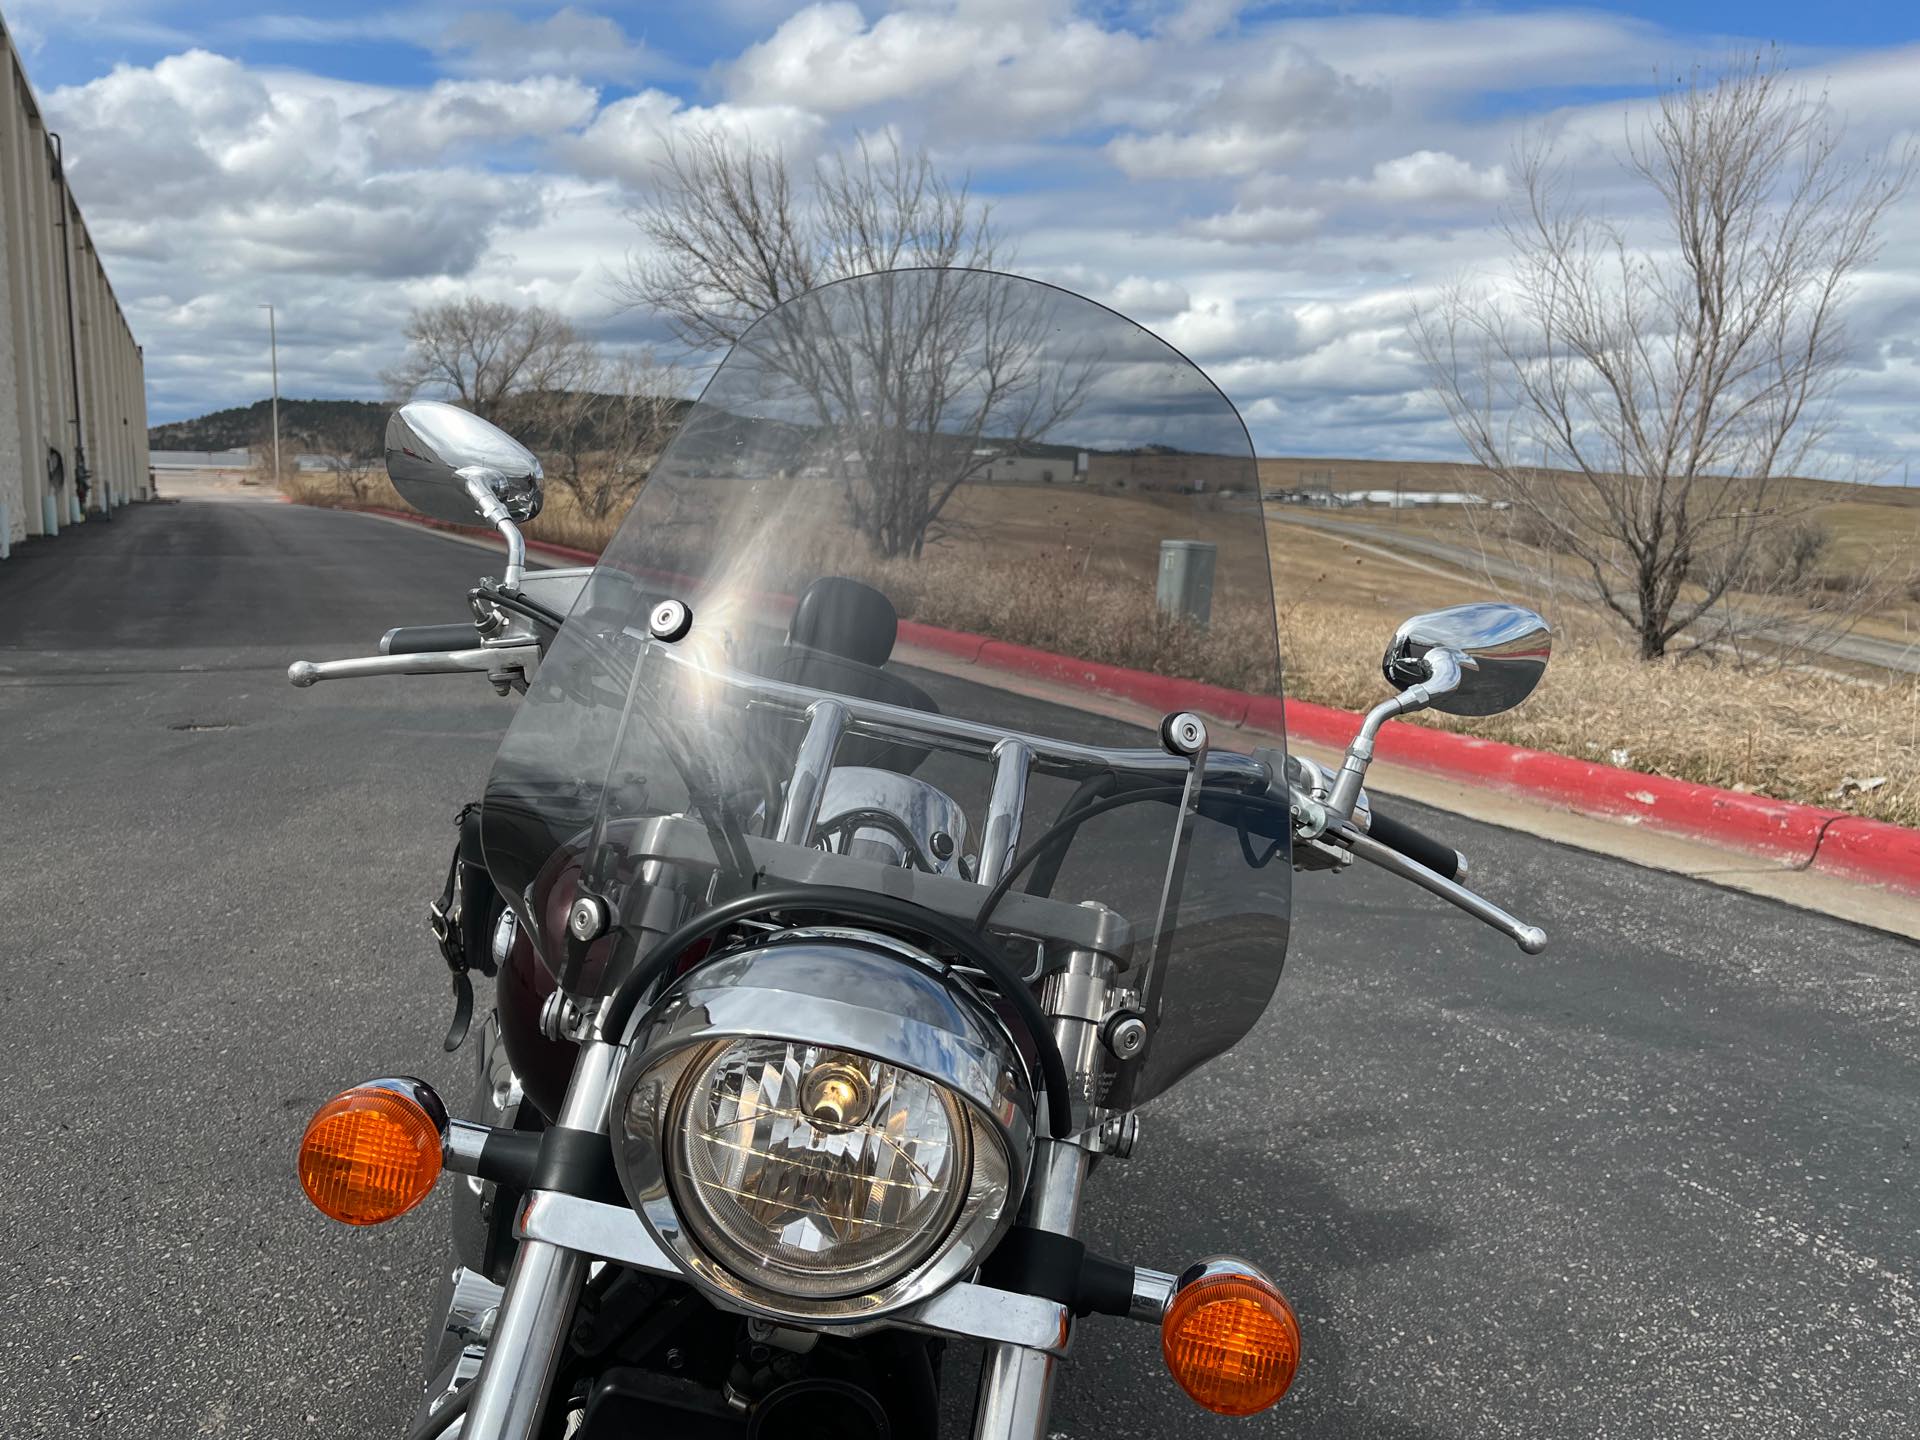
[287,267,1551,1438]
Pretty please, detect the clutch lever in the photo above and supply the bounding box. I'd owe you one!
[1328,821,1547,954]
[286,642,539,690]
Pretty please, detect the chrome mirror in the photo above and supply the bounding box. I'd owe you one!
[1323,600,1551,823]
[1382,603,1551,717]
[386,401,543,524]
[386,401,543,587]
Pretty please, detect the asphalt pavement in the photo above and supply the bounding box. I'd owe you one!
[1,496,1915,1439]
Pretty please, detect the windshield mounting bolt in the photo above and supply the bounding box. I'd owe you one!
[567,894,609,943]
[1103,1010,1149,1060]
[1160,711,1207,757]
[929,830,955,862]
[648,599,692,642]
[539,989,585,1042]
[1099,1111,1140,1159]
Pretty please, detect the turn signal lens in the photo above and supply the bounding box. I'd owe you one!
[298,1083,443,1226]
[1161,1263,1301,1416]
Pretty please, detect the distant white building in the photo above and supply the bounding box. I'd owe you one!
[974,451,1084,485]
[151,449,252,470]
[1342,490,1495,508]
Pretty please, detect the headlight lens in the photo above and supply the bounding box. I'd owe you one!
[665,1039,984,1298]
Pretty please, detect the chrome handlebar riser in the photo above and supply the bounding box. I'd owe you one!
[1325,648,1464,823]
[459,470,528,591]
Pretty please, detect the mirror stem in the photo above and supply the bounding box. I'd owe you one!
[462,471,528,592]
[1324,650,1464,823]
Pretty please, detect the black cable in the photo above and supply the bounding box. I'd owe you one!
[970,784,1185,934]
[404,1382,473,1440]
[813,807,941,873]
[598,884,1075,1137]
[479,582,568,633]
[973,782,1301,933]
[1022,772,1117,900]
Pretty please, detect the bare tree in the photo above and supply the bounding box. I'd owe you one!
[525,348,688,522]
[616,131,1002,353]
[317,449,382,504]
[384,297,589,422]
[1414,54,1911,659]
[619,135,1068,557]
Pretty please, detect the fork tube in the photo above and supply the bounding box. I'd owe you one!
[775,699,849,844]
[458,1040,623,1440]
[970,1140,1090,1439]
[975,740,1033,889]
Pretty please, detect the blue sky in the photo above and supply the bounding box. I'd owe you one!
[10,1,1919,464]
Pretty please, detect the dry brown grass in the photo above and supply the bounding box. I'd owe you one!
[285,470,1919,828]
[1282,595,1920,828]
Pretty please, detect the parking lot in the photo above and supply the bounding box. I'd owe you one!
[1,495,1915,1437]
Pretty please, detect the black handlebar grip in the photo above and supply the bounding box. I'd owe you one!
[1367,809,1467,883]
[380,623,479,655]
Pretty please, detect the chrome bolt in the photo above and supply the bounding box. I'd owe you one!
[567,894,609,942]
[1161,711,1207,756]
[538,990,577,1042]
[648,599,692,642]
[1104,1010,1149,1060]
[1099,1111,1140,1159]
[929,830,955,862]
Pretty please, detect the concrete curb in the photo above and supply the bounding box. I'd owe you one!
[317,499,1920,895]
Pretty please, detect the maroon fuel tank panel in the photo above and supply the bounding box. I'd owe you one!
[494,849,616,1124]
[496,928,576,1123]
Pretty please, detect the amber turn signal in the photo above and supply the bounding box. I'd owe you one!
[1161,1261,1302,1417]
[298,1081,444,1226]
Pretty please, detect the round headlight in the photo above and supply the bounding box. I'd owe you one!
[667,1039,982,1298]
[610,935,1033,1320]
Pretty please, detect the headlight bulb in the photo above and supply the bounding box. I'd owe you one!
[801,1060,874,1129]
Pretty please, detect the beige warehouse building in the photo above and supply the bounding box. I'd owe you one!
[0,13,151,555]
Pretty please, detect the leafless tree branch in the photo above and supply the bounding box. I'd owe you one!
[1413,51,1913,660]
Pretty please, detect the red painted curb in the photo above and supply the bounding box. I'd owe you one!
[359,505,603,566]
[895,620,986,664]
[317,498,1918,894]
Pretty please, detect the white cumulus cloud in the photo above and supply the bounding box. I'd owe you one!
[1352,150,1508,204]
[1184,204,1324,244]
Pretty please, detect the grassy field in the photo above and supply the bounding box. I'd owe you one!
[283,467,1920,828]
[1258,457,1920,642]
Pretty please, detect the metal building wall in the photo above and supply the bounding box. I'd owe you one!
[0,14,150,553]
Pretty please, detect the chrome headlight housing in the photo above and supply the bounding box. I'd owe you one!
[610,932,1034,1322]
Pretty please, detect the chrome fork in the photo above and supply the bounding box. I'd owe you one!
[457,1040,623,1440]
[971,946,1116,1438]
[969,1140,1090,1438]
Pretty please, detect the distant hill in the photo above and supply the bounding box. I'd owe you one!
[149,399,388,455]
[148,393,694,458]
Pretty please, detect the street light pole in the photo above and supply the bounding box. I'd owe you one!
[260,303,280,482]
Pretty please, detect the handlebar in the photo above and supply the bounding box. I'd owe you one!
[381,623,481,655]
[1366,809,1467,883]
[1331,821,1545,954]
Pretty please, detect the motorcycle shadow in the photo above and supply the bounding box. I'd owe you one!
[941,1103,1459,1439]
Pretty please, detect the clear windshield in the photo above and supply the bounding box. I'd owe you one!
[484,269,1289,1101]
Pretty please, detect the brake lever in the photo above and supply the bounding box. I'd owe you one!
[1328,822,1547,954]
[286,642,539,689]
